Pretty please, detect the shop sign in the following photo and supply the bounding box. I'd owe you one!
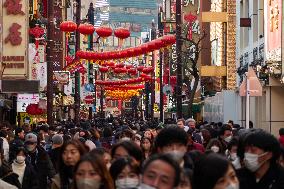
[17,93,40,112]
[264,0,282,62]
[1,0,29,78]
[53,71,70,85]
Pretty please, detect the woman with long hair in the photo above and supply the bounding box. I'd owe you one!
[73,154,114,189]
[109,157,140,189]
[140,137,152,160]
[51,140,87,189]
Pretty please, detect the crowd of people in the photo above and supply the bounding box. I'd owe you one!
[0,117,283,189]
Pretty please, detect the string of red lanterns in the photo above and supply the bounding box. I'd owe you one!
[95,76,152,86]
[75,34,176,61]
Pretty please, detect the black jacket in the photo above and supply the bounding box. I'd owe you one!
[21,163,39,189]
[9,137,24,163]
[237,164,284,189]
[48,147,61,173]
[26,146,56,189]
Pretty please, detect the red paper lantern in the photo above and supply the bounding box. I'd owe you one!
[126,64,134,69]
[78,23,95,35]
[120,68,128,73]
[99,67,109,73]
[114,68,122,74]
[116,63,125,68]
[60,21,77,32]
[162,35,176,46]
[114,28,130,39]
[147,41,156,51]
[128,68,137,75]
[140,44,149,54]
[95,26,113,38]
[137,66,145,72]
[154,39,165,50]
[142,67,154,74]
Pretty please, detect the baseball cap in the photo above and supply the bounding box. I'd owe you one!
[25,133,37,143]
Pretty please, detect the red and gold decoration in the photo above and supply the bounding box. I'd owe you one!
[105,89,140,100]
[59,21,77,32]
[26,104,46,115]
[78,23,95,35]
[29,24,45,49]
[114,27,130,47]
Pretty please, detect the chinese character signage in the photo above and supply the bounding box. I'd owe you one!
[17,93,40,112]
[1,0,28,78]
[265,0,282,62]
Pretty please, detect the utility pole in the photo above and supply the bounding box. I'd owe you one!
[74,0,81,124]
[46,0,54,125]
[144,34,150,119]
[150,22,156,120]
[158,11,164,122]
[175,0,183,118]
[87,3,95,121]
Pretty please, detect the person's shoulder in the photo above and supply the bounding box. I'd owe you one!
[0,179,18,189]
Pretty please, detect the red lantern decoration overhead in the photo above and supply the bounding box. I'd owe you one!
[114,27,130,47]
[78,23,95,35]
[99,67,109,73]
[142,67,154,74]
[116,63,125,68]
[114,28,130,39]
[126,64,134,69]
[60,21,77,32]
[137,66,145,72]
[128,68,137,75]
[95,26,113,38]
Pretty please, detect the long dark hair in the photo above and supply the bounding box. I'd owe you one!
[192,153,231,189]
[58,140,87,189]
[109,157,140,181]
[73,154,114,189]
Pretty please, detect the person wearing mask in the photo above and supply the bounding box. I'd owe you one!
[109,157,140,189]
[111,141,143,166]
[51,139,87,189]
[185,119,202,144]
[9,127,25,163]
[73,154,114,189]
[154,126,193,169]
[25,133,56,189]
[218,125,233,153]
[206,138,224,154]
[140,154,181,189]
[48,134,64,172]
[192,153,239,189]
[237,129,284,189]
[11,147,38,189]
[226,137,241,170]
[141,137,152,160]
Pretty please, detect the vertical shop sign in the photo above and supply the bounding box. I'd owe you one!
[1,0,28,78]
[265,0,282,62]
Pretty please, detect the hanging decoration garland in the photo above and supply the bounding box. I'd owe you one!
[105,89,140,100]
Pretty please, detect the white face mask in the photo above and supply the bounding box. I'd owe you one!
[166,150,185,162]
[139,183,157,189]
[76,178,101,189]
[230,153,237,161]
[232,157,242,170]
[211,146,220,153]
[226,183,239,189]
[224,136,232,143]
[115,177,139,189]
[184,126,189,132]
[244,152,267,172]
[16,156,26,164]
[121,137,131,141]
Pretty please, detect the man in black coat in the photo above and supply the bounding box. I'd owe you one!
[237,129,284,189]
[25,133,56,189]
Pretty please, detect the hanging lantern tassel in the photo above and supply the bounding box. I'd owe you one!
[118,38,125,47]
